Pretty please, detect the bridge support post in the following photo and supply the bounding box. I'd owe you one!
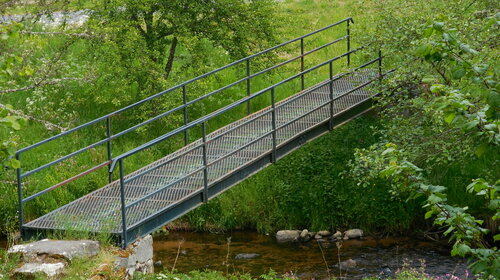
[106,116,113,183]
[201,122,209,203]
[183,85,189,145]
[300,38,305,90]
[378,49,383,79]
[118,159,128,248]
[246,59,251,115]
[16,152,25,239]
[271,88,277,163]
[347,20,351,67]
[328,62,334,130]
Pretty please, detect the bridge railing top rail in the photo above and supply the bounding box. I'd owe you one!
[15,17,354,185]
[16,17,353,155]
[108,46,365,172]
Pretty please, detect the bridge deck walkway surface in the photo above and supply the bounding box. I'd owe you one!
[23,70,376,239]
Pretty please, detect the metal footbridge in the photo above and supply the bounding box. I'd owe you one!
[15,18,390,247]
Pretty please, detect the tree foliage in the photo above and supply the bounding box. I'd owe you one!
[92,0,277,79]
[0,23,26,169]
[347,0,499,276]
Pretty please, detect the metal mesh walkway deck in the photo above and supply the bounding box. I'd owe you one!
[23,70,377,237]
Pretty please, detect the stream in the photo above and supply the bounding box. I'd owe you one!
[153,232,469,279]
[0,232,470,279]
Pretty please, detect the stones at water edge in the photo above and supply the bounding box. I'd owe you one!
[9,239,101,278]
[333,231,342,239]
[235,253,260,260]
[339,258,357,269]
[299,229,311,242]
[114,235,154,279]
[344,229,363,239]
[14,262,65,278]
[317,230,332,237]
[277,229,364,242]
[8,239,100,262]
[276,230,301,243]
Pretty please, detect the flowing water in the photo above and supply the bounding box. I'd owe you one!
[153,232,469,279]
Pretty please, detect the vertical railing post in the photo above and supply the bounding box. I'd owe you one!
[201,122,209,202]
[16,152,24,238]
[378,49,383,79]
[183,85,189,145]
[246,59,251,115]
[106,116,113,183]
[271,88,277,163]
[300,38,305,90]
[347,20,351,67]
[118,159,127,248]
[329,62,334,130]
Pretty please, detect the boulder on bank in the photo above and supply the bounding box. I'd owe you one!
[317,230,332,237]
[9,239,101,278]
[14,262,65,278]
[276,230,300,242]
[9,239,100,262]
[344,229,363,239]
[235,253,260,260]
[300,229,311,242]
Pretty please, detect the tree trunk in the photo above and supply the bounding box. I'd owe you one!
[164,36,178,80]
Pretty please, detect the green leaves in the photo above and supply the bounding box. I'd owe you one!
[451,66,466,79]
[452,243,471,256]
[0,24,25,168]
[416,43,432,56]
[350,142,498,277]
[427,193,445,204]
[351,4,499,278]
[459,43,478,55]
[444,112,456,124]
[432,21,445,32]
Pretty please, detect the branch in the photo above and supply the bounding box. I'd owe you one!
[430,61,451,86]
[0,103,66,131]
[0,77,83,94]
[164,36,178,80]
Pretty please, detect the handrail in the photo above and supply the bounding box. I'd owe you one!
[16,22,351,179]
[108,46,363,173]
[16,17,353,155]
[120,56,385,185]
[124,61,391,211]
